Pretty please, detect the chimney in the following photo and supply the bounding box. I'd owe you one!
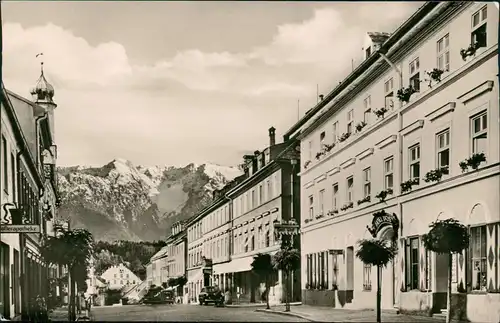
[268,127,276,146]
[319,94,324,101]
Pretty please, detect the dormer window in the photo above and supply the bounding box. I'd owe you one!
[365,46,372,58]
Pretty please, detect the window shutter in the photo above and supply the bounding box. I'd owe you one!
[405,238,411,290]
[486,224,497,292]
[419,237,426,291]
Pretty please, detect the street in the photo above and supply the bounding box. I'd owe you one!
[91,304,309,322]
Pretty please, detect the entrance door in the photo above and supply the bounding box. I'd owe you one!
[0,243,10,319]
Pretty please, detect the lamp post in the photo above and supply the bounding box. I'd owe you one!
[273,219,299,312]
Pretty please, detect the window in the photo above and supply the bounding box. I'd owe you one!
[250,235,255,251]
[320,131,326,144]
[363,96,371,124]
[319,189,325,215]
[365,46,371,58]
[308,195,314,220]
[437,34,450,71]
[267,180,272,200]
[308,141,313,160]
[346,176,354,203]
[2,135,7,192]
[471,111,487,154]
[363,263,372,291]
[436,129,450,169]
[347,110,354,134]
[120,280,123,285]
[406,237,420,290]
[409,57,420,92]
[384,157,394,189]
[363,168,371,198]
[265,230,270,248]
[409,144,420,181]
[471,6,488,48]
[332,121,339,142]
[259,185,263,205]
[471,225,487,291]
[251,190,256,209]
[384,78,394,110]
[332,183,338,210]
[11,153,15,198]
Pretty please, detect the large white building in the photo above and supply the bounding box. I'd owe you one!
[286,2,498,322]
[100,263,142,291]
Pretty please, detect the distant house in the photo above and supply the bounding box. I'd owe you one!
[150,246,169,287]
[100,264,142,290]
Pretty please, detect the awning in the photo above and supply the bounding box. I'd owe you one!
[212,256,253,275]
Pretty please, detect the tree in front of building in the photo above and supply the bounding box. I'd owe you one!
[40,226,93,321]
[273,246,300,312]
[251,253,274,309]
[356,239,397,323]
[422,218,469,323]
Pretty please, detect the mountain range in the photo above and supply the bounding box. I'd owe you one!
[56,158,242,242]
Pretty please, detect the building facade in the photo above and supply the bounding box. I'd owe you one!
[150,246,168,287]
[185,128,301,305]
[100,263,142,290]
[1,63,61,320]
[165,221,188,300]
[289,2,498,322]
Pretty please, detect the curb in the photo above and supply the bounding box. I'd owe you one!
[255,309,315,322]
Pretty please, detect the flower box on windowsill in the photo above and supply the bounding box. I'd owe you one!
[397,86,417,103]
[362,284,372,292]
[338,132,351,143]
[357,196,370,205]
[304,218,311,224]
[460,42,482,61]
[340,202,354,212]
[315,214,324,220]
[401,178,419,194]
[355,121,367,133]
[375,188,393,202]
[327,209,339,216]
[304,160,312,169]
[373,107,388,119]
[424,166,449,183]
[459,153,486,172]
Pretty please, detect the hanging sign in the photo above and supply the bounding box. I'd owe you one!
[367,211,399,239]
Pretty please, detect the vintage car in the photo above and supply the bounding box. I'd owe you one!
[142,287,175,305]
[198,286,223,306]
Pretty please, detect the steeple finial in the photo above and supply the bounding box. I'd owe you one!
[36,52,44,76]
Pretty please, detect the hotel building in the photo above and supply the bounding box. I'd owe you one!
[165,221,188,300]
[286,2,499,322]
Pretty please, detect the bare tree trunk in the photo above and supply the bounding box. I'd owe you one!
[446,254,452,323]
[377,265,382,323]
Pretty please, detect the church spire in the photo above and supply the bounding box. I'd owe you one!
[30,53,56,106]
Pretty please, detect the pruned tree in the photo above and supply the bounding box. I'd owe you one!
[273,247,300,312]
[356,239,397,323]
[40,227,93,321]
[422,218,469,323]
[251,253,274,309]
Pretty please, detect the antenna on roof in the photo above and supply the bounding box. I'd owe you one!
[297,99,300,121]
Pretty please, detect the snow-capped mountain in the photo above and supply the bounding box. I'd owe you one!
[57,159,242,242]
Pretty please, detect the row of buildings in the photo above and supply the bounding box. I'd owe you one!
[1,64,63,319]
[146,2,499,322]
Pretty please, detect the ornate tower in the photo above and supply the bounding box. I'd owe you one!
[30,61,57,141]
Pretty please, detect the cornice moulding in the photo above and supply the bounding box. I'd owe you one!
[400,120,425,136]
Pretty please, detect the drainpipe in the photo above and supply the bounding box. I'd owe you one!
[16,149,27,321]
[378,52,403,310]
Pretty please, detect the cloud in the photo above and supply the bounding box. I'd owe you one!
[2,2,419,167]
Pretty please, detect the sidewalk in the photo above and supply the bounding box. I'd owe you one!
[48,306,93,321]
[227,301,302,308]
[256,305,448,322]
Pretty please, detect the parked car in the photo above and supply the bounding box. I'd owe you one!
[198,286,223,305]
[143,287,175,305]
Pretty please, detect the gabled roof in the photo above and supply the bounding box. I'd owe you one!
[150,246,169,262]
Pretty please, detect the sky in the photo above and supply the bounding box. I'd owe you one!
[1,1,423,168]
